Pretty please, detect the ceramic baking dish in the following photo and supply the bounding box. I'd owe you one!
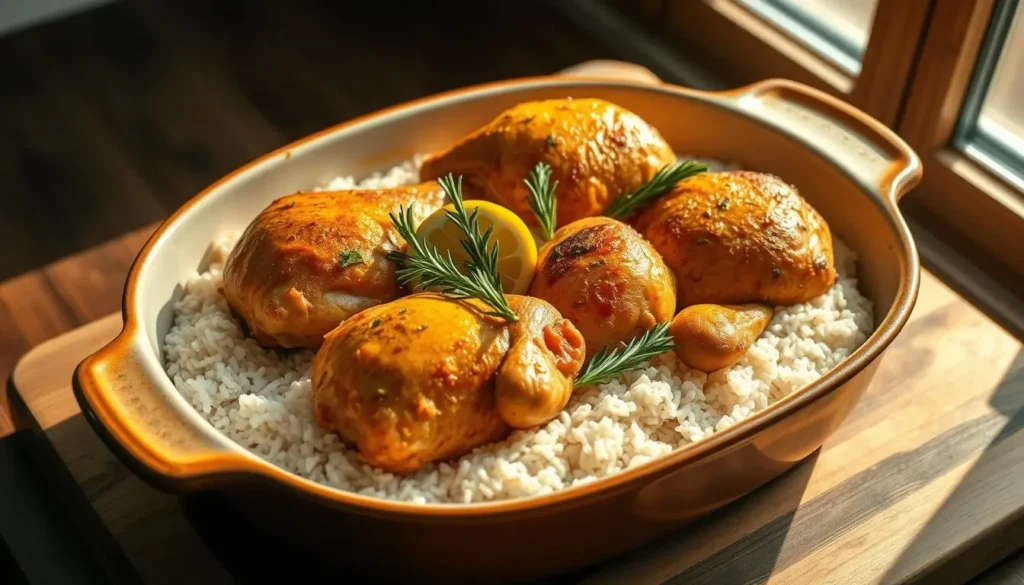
[73,67,922,583]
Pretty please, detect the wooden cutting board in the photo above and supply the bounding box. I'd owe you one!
[8,269,1024,585]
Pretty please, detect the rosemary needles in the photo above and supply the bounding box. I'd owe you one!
[574,322,676,388]
[524,162,558,241]
[388,174,518,321]
[604,160,708,220]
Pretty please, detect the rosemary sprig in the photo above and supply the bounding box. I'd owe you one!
[524,162,558,241]
[573,322,675,388]
[387,175,518,322]
[436,174,503,292]
[604,161,708,220]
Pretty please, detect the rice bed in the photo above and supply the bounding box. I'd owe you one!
[162,158,873,504]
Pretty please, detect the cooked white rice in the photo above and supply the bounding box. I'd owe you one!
[163,157,873,504]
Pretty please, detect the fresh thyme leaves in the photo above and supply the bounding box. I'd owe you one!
[604,161,708,220]
[387,174,518,322]
[573,322,675,388]
[524,162,558,241]
[338,250,365,268]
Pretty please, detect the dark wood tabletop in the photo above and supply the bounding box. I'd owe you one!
[0,226,157,437]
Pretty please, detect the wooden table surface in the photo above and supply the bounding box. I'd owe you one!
[0,224,158,437]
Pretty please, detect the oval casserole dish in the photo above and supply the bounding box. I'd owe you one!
[73,73,922,583]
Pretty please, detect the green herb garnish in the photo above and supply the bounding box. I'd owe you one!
[604,161,708,220]
[388,174,518,322]
[573,322,675,388]
[524,162,558,241]
[545,135,556,147]
[338,250,365,268]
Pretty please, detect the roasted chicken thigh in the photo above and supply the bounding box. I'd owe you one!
[529,217,676,357]
[222,183,446,349]
[311,293,585,473]
[420,98,676,229]
[634,171,836,307]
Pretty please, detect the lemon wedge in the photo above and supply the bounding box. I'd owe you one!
[415,200,538,295]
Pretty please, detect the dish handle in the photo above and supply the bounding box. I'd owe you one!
[717,78,923,204]
[73,328,262,492]
[557,63,923,204]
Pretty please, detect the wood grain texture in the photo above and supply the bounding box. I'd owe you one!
[973,548,1024,585]
[849,0,933,125]
[0,225,157,436]
[8,270,1024,584]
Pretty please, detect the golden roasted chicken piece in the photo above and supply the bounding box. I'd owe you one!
[529,217,676,358]
[420,98,676,229]
[221,183,445,349]
[634,171,836,307]
[311,293,585,474]
[670,303,774,373]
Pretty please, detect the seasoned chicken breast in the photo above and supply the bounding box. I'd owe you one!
[221,183,446,349]
[419,98,676,228]
[634,171,836,307]
[311,294,585,474]
[529,217,676,358]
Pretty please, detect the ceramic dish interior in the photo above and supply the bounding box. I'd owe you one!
[74,75,922,518]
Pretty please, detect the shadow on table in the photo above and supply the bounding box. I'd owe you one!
[558,451,818,585]
[879,349,1024,584]
[567,339,1024,584]
[182,456,820,585]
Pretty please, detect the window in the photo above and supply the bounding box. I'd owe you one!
[956,0,1024,193]
[737,0,879,74]
[889,0,1024,300]
[662,0,931,126]
[604,0,1024,317]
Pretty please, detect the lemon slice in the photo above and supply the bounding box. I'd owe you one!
[415,200,537,295]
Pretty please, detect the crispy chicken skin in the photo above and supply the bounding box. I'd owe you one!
[529,217,676,358]
[633,171,836,307]
[221,183,446,349]
[311,294,585,474]
[419,98,677,229]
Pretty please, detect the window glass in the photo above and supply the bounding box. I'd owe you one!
[738,0,879,74]
[958,0,1024,191]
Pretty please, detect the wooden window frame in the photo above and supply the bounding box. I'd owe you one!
[659,0,932,127]
[896,0,1024,291]
[603,0,1024,315]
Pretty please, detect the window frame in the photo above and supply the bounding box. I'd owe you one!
[619,0,1024,298]
[952,0,1024,193]
[734,0,869,76]
[659,0,932,127]
[896,0,1024,289]
[602,0,1024,298]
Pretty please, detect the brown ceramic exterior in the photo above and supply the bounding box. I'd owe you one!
[73,70,922,583]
